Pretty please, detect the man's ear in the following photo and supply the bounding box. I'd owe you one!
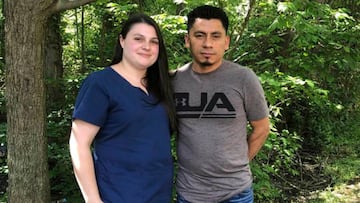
[225,35,230,51]
[184,33,190,48]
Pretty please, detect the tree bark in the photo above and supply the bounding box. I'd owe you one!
[4,0,95,201]
[5,0,50,201]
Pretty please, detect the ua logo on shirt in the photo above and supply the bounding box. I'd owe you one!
[174,92,236,118]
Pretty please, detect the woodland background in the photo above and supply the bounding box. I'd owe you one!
[0,0,359,202]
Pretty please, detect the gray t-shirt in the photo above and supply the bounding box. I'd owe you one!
[173,60,269,202]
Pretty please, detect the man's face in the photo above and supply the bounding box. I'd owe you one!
[185,18,230,73]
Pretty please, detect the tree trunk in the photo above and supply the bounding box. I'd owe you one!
[4,0,50,202]
[4,0,95,201]
[45,14,65,113]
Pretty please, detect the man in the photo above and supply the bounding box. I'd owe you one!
[172,5,270,203]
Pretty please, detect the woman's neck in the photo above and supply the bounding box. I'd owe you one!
[112,62,148,94]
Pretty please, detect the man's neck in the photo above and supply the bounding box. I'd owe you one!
[191,60,223,73]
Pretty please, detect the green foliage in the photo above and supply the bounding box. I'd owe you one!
[106,1,138,19]
[303,115,360,202]
[48,142,81,201]
[241,0,360,107]
[251,69,333,200]
[260,70,340,149]
[323,112,360,182]
[153,14,190,69]
[61,0,139,78]
[47,107,80,201]
[251,159,280,201]
[235,0,360,200]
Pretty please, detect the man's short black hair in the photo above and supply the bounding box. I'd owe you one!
[187,5,229,33]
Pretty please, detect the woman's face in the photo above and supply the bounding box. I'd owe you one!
[120,23,159,70]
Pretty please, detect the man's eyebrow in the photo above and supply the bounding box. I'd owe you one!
[193,31,223,35]
[193,31,206,34]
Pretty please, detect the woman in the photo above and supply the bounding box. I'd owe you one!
[69,13,177,203]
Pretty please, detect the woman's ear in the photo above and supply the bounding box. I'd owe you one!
[119,35,124,48]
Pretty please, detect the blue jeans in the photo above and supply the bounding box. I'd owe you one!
[177,187,254,203]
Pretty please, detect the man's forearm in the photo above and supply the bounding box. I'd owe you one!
[248,117,270,160]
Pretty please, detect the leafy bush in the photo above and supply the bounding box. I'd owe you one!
[234,0,359,150]
[251,69,338,200]
[47,106,81,201]
[153,14,190,69]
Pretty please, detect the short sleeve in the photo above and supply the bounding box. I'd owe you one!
[243,70,269,121]
[72,74,109,127]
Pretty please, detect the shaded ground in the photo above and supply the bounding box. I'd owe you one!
[295,176,360,203]
[274,146,360,203]
[316,176,360,202]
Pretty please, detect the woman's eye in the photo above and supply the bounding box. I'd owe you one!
[151,40,159,44]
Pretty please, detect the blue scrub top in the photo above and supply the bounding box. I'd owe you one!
[73,67,173,203]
